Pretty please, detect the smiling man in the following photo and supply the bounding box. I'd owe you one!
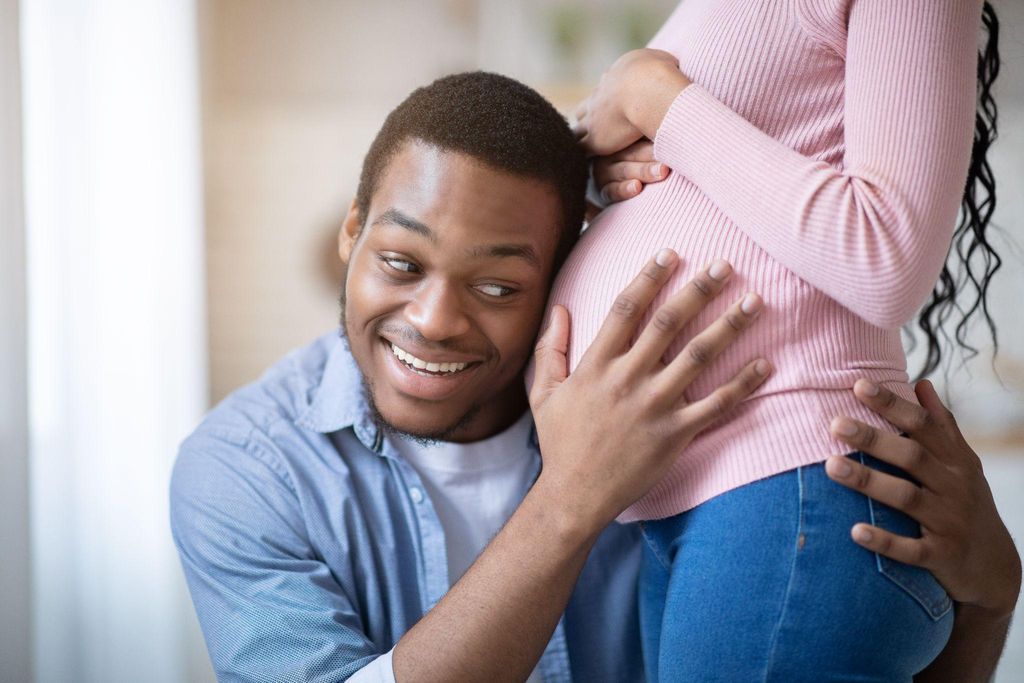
[171,72,1020,683]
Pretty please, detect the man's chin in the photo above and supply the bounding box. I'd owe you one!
[365,385,481,445]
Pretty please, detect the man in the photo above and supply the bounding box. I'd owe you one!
[171,72,1020,682]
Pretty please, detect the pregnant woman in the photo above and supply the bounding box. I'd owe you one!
[561,1,1002,680]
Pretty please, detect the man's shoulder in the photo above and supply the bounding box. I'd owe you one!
[173,331,356,491]
[196,332,337,440]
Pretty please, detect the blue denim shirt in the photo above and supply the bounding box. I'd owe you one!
[170,331,643,682]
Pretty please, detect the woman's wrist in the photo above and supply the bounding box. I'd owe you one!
[626,59,691,141]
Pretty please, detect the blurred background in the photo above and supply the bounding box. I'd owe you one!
[1,1,1022,681]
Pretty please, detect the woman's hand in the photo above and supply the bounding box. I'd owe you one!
[529,250,769,534]
[573,48,691,157]
[591,140,670,205]
[826,379,1022,617]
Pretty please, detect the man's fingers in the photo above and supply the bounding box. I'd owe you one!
[660,291,763,390]
[679,358,772,432]
[849,524,934,570]
[828,417,946,490]
[852,379,949,454]
[628,260,735,373]
[825,455,938,524]
[914,379,960,433]
[585,249,680,362]
[528,306,570,410]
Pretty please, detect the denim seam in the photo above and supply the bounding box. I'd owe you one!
[860,453,953,621]
[638,521,673,572]
[761,466,804,683]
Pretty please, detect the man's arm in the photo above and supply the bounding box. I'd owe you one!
[392,252,770,682]
[826,379,1022,682]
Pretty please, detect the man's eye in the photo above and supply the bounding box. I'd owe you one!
[476,283,515,298]
[381,256,418,273]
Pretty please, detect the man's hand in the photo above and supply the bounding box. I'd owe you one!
[530,249,770,535]
[393,252,769,682]
[826,378,1021,682]
[825,378,1022,615]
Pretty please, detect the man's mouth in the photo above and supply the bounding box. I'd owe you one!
[388,341,476,376]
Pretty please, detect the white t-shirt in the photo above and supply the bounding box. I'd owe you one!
[350,411,545,682]
[390,410,537,584]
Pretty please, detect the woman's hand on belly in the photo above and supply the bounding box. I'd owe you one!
[590,139,670,207]
[573,48,691,157]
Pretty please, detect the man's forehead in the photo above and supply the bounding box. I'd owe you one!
[369,142,562,258]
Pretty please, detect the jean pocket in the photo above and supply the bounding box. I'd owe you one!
[859,454,953,621]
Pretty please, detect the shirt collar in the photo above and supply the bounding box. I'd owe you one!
[296,331,373,435]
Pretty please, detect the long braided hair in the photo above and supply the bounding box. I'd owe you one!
[909,1,1003,380]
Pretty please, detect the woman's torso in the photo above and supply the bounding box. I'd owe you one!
[550,0,920,521]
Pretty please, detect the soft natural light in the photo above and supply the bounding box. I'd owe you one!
[22,1,206,680]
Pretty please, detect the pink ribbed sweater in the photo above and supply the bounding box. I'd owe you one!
[549,0,981,522]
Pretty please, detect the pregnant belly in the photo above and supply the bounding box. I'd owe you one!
[549,185,778,382]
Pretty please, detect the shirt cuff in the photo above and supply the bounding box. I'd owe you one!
[348,648,395,683]
[651,83,728,179]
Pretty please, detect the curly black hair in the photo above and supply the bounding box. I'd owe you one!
[355,71,588,273]
[909,1,1004,380]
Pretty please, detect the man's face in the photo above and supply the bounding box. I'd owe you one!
[339,140,563,443]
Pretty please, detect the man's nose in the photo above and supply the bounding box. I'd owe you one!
[404,279,472,341]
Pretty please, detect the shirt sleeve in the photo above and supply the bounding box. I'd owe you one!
[651,0,981,328]
[170,432,383,682]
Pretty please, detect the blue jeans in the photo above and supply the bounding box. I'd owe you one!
[638,453,954,682]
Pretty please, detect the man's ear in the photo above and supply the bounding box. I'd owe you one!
[338,198,362,265]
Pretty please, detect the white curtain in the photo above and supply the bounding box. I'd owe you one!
[21,1,208,680]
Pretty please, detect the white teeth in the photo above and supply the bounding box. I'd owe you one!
[390,342,470,374]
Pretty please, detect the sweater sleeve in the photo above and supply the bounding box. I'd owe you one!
[651,0,981,328]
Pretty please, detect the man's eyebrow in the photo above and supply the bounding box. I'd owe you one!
[468,243,541,270]
[372,208,435,242]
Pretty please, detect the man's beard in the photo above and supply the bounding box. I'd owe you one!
[338,280,482,445]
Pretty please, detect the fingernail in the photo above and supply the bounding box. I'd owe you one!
[853,526,873,543]
[831,416,857,437]
[649,163,663,176]
[708,260,732,281]
[755,359,771,376]
[859,379,880,397]
[655,248,676,267]
[740,293,762,314]
[829,456,851,478]
[630,180,641,193]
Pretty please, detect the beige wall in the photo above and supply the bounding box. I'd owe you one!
[200,0,675,401]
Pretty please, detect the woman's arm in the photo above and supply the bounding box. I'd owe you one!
[575,0,983,328]
[826,379,1021,681]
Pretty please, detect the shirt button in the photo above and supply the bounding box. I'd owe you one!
[409,487,424,504]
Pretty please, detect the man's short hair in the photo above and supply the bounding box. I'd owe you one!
[355,71,588,272]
